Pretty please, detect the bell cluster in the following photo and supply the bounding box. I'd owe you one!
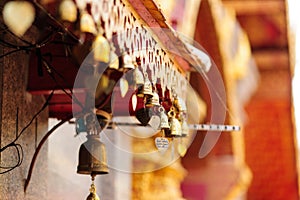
[133,72,189,138]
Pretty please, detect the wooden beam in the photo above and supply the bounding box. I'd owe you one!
[222,0,286,15]
[126,0,195,72]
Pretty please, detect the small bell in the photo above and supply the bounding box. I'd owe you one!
[166,108,182,137]
[59,0,77,22]
[181,119,189,137]
[92,34,110,63]
[80,12,97,34]
[159,107,170,129]
[134,67,144,86]
[135,107,153,126]
[173,96,187,112]
[86,180,100,200]
[145,91,160,107]
[137,74,153,98]
[77,135,109,175]
[123,55,135,69]
[109,51,119,69]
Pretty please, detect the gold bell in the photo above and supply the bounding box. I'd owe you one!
[159,107,170,129]
[123,55,135,69]
[80,12,97,34]
[86,182,100,200]
[137,74,153,98]
[92,34,110,63]
[181,119,189,137]
[135,107,152,126]
[173,96,187,112]
[59,0,77,22]
[134,67,144,86]
[166,108,182,137]
[77,135,109,175]
[145,91,160,107]
[109,51,119,70]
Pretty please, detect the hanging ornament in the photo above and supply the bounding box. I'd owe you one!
[86,179,100,200]
[75,0,86,10]
[145,91,160,108]
[155,137,169,152]
[159,107,170,129]
[135,107,152,126]
[93,74,116,103]
[92,34,111,63]
[122,55,135,70]
[133,67,144,87]
[177,143,187,157]
[80,11,97,34]
[135,96,152,126]
[166,107,182,137]
[180,118,189,137]
[173,96,187,113]
[109,51,119,70]
[120,77,129,98]
[137,73,153,98]
[59,0,77,22]
[131,93,138,112]
[3,1,35,36]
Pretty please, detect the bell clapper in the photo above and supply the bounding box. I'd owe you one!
[86,175,100,200]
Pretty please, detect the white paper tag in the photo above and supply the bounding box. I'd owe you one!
[155,137,169,151]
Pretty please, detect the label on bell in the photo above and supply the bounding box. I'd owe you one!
[155,137,169,151]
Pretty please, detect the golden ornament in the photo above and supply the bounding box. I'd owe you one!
[3,1,35,36]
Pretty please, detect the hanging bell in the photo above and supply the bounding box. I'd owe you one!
[59,0,77,22]
[77,135,109,175]
[80,12,97,34]
[159,107,170,129]
[145,91,160,107]
[134,67,144,86]
[181,119,189,137]
[123,54,135,69]
[165,108,182,137]
[92,34,110,63]
[173,96,187,112]
[109,51,119,69]
[135,107,153,126]
[137,74,153,98]
[86,182,100,200]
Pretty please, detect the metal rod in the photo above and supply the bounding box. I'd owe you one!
[107,121,240,132]
[189,124,240,132]
[24,115,73,192]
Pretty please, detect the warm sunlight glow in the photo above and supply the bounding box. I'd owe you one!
[289,0,300,145]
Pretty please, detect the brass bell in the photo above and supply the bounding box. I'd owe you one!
[181,119,189,137]
[77,135,109,175]
[80,11,97,34]
[134,67,144,86]
[173,96,187,112]
[166,108,182,137]
[145,91,160,107]
[137,74,153,98]
[59,0,77,22]
[135,107,153,126]
[123,54,135,69]
[92,34,110,63]
[159,107,170,129]
[86,182,100,200]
